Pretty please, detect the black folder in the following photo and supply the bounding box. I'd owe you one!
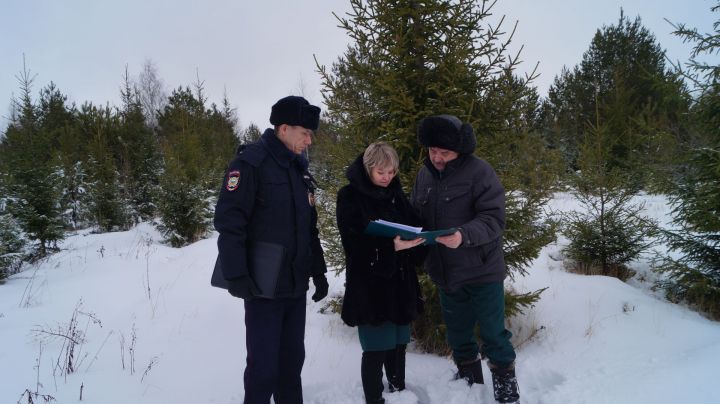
[211,241,286,299]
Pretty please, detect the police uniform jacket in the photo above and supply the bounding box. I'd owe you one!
[214,129,326,298]
[337,154,425,327]
[411,154,506,291]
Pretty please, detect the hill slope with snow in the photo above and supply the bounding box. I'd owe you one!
[2,194,719,404]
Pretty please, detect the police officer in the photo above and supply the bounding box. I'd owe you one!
[214,95,329,404]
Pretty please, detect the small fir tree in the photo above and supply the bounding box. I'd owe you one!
[562,106,659,280]
[0,177,27,280]
[0,212,26,280]
[156,167,214,248]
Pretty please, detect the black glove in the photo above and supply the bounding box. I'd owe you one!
[311,274,328,302]
[227,276,258,300]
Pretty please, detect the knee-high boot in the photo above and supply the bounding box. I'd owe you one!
[384,344,406,392]
[361,351,386,404]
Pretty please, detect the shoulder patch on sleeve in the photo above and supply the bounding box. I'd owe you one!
[226,170,241,191]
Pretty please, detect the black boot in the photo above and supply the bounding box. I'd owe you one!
[384,344,406,392]
[453,357,484,385]
[361,351,386,404]
[489,361,520,403]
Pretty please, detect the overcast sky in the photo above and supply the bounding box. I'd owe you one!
[1,0,716,131]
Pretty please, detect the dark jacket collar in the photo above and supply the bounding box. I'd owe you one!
[346,153,402,200]
[260,128,308,170]
[424,153,468,179]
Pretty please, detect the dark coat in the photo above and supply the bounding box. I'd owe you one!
[337,154,426,327]
[411,154,506,291]
[214,129,326,298]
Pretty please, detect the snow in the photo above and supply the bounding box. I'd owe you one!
[2,194,719,404]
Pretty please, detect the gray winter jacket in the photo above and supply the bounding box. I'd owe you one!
[411,154,506,290]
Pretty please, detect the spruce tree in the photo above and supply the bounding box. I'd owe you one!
[0,211,26,281]
[118,69,161,222]
[0,177,26,280]
[654,3,720,319]
[562,106,659,280]
[77,103,132,232]
[315,0,557,353]
[542,11,690,190]
[241,123,262,143]
[655,147,720,318]
[54,105,90,230]
[38,83,91,230]
[0,69,65,258]
[155,86,237,247]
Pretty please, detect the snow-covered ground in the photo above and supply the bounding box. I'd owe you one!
[2,193,719,403]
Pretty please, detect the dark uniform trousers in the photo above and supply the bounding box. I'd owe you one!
[244,295,306,404]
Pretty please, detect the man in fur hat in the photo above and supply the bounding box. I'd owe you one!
[411,114,520,403]
[214,95,328,403]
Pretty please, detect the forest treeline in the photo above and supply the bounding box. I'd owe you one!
[2,1,718,349]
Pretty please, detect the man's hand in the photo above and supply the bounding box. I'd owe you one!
[393,235,425,251]
[227,276,258,300]
[436,231,462,249]
[311,274,329,302]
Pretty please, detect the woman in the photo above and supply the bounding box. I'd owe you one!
[336,142,426,404]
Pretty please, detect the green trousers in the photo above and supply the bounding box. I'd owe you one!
[439,281,516,367]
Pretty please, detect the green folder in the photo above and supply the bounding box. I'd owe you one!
[364,220,456,245]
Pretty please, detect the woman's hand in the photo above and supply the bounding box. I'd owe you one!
[393,235,425,251]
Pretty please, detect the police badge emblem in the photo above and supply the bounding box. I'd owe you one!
[226,170,241,191]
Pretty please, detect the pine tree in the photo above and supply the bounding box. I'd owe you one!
[654,2,720,319]
[315,0,557,353]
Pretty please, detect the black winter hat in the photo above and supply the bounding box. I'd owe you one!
[417,114,476,154]
[269,96,321,130]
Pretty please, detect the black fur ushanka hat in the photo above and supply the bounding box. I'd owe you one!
[269,95,321,130]
[417,114,476,154]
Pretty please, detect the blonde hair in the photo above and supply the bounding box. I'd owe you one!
[363,141,399,175]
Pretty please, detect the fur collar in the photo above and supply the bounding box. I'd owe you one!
[260,128,308,170]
